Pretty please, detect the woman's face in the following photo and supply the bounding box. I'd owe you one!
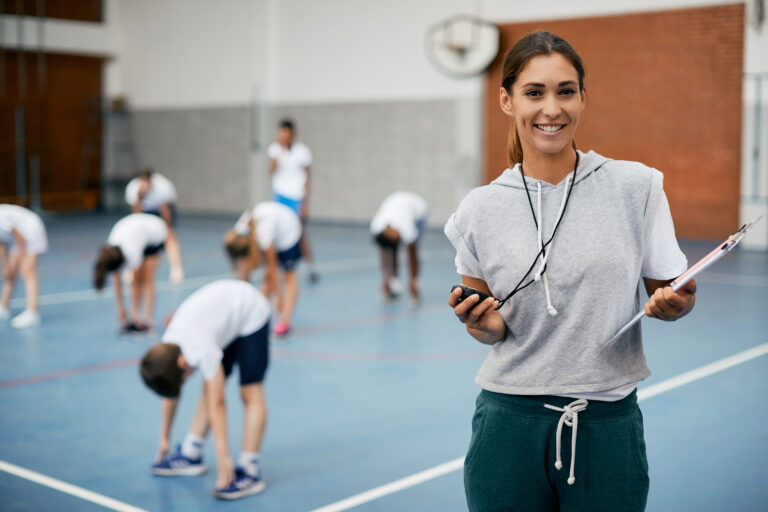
[500,53,585,159]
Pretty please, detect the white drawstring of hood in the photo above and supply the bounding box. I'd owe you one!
[544,398,588,485]
[532,175,572,316]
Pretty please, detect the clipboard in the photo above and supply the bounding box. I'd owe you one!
[601,215,764,348]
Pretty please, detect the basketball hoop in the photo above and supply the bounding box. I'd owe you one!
[426,15,500,78]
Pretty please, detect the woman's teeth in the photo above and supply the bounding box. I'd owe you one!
[535,124,564,133]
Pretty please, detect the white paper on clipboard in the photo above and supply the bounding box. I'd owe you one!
[600,216,763,349]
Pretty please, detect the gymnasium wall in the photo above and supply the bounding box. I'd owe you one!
[485,4,745,239]
[2,0,766,243]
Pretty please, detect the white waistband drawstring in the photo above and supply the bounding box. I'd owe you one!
[533,176,572,316]
[544,398,588,485]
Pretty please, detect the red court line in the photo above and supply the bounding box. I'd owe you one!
[0,358,140,390]
[291,302,444,337]
[0,302,467,389]
[270,348,487,361]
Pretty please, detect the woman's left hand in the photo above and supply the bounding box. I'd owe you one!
[644,279,696,321]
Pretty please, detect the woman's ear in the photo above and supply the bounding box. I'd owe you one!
[499,87,515,117]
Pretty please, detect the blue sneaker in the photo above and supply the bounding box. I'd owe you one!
[151,445,207,476]
[213,467,266,500]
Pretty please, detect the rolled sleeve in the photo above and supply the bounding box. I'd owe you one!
[444,214,484,279]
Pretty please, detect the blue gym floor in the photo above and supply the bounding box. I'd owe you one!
[1,212,767,512]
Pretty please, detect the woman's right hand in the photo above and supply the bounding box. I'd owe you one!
[448,287,506,344]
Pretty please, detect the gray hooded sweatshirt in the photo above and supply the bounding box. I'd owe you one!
[445,150,684,396]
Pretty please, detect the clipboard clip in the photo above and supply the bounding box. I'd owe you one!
[727,215,764,249]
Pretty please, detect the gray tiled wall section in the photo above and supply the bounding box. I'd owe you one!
[132,107,251,213]
[263,98,482,226]
[129,98,482,224]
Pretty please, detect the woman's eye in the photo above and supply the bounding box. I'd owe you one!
[559,88,576,96]
[525,90,541,97]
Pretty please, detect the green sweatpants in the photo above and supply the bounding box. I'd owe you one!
[464,390,649,512]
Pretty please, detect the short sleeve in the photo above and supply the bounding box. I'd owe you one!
[267,142,281,160]
[444,213,484,279]
[399,222,418,245]
[641,190,687,279]
[301,145,312,167]
[233,210,251,235]
[122,243,143,271]
[125,180,139,205]
[256,217,276,250]
[198,347,224,381]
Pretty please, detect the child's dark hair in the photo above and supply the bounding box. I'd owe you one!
[279,119,294,132]
[140,343,184,398]
[374,231,399,250]
[224,231,252,259]
[138,166,154,180]
[223,229,262,272]
[93,245,124,290]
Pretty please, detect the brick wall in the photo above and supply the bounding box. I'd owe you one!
[485,4,744,239]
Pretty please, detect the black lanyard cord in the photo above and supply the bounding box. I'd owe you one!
[495,153,579,310]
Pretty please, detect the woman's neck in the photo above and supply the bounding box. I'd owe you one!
[521,149,578,185]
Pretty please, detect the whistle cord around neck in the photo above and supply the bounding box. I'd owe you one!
[495,153,579,310]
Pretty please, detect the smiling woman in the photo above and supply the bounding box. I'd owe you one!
[444,31,697,512]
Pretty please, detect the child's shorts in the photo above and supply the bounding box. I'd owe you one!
[221,322,270,385]
[143,243,166,257]
[277,241,302,272]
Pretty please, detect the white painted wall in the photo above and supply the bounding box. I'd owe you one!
[114,0,267,109]
[3,1,765,104]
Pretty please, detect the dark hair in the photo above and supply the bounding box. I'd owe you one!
[138,166,154,180]
[223,229,262,271]
[93,245,124,290]
[374,231,399,250]
[279,119,295,132]
[224,231,252,259]
[501,31,585,166]
[140,343,184,398]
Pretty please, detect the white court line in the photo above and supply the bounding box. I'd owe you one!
[9,256,379,308]
[309,458,466,512]
[0,460,148,512]
[9,251,453,308]
[636,342,768,401]
[309,342,768,512]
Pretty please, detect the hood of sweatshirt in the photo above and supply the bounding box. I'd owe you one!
[491,150,612,190]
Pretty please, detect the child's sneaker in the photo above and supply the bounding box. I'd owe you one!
[0,306,10,320]
[151,446,207,476]
[213,467,266,500]
[11,309,40,328]
[272,322,291,337]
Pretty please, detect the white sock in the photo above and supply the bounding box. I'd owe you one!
[181,432,204,459]
[238,451,260,477]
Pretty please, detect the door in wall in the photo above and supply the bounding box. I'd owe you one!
[1,50,104,210]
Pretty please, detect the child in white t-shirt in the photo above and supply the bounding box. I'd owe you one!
[268,119,318,283]
[93,213,167,332]
[224,201,302,336]
[370,192,428,302]
[125,168,184,284]
[140,279,271,500]
[0,204,48,328]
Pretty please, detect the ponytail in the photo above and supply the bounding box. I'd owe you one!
[507,123,524,167]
